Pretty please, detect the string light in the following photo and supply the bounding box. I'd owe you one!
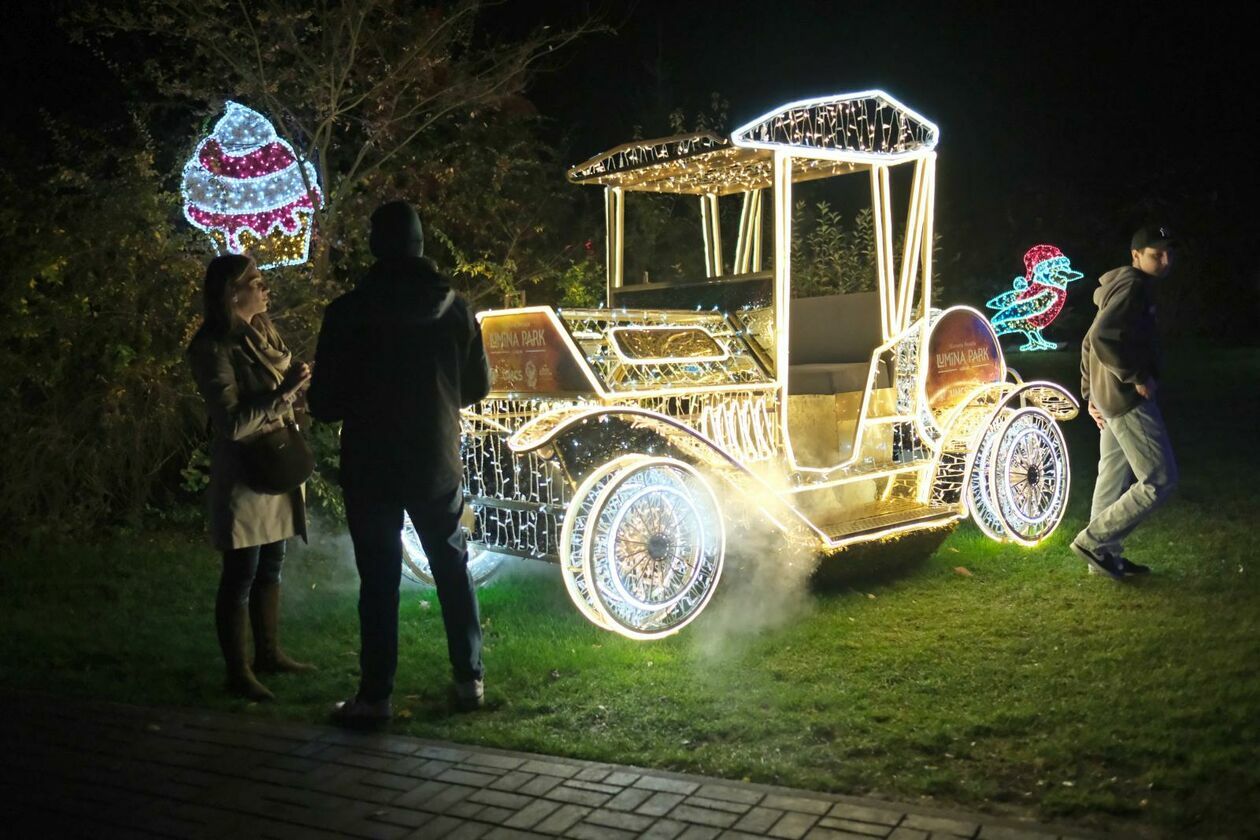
[985,245,1083,351]
[181,101,323,270]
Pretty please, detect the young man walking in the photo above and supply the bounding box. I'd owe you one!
[308,201,490,722]
[1071,225,1179,580]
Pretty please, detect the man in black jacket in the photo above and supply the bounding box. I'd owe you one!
[1071,225,1179,580]
[308,201,490,721]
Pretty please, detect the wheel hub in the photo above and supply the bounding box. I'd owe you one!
[646,533,672,560]
[1026,463,1041,485]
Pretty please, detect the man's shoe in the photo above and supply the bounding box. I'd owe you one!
[454,678,484,712]
[1070,542,1125,581]
[1117,557,1151,576]
[331,695,392,727]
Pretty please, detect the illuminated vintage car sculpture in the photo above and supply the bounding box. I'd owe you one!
[402,91,1078,640]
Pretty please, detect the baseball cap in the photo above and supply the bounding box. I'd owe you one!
[1131,224,1177,251]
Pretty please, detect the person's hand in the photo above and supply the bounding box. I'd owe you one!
[1135,378,1156,399]
[280,362,311,402]
[1088,402,1105,430]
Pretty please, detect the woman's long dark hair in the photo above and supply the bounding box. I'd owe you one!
[194,253,278,344]
[199,254,255,338]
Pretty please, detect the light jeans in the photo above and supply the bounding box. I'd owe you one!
[1076,399,1178,556]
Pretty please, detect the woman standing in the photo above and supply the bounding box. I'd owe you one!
[188,254,315,701]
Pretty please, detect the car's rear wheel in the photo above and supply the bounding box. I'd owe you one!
[988,408,1070,545]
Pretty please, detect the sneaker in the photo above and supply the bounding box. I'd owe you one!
[331,695,392,727]
[454,678,484,712]
[1117,557,1151,576]
[1070,542,1125,581]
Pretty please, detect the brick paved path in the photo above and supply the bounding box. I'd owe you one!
[1,690,1106,839]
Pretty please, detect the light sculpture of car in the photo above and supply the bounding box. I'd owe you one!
[401,91,1079,639]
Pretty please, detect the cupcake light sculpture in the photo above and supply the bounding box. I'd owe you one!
[181,101,323,270]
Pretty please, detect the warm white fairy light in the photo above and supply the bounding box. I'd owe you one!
[181,101,322,270]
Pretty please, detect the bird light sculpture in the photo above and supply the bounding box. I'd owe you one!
[984,244,1083,351]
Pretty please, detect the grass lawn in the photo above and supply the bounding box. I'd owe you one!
[3,347,1257,838]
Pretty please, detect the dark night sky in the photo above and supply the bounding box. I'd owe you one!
[5,1,1254,314]
[520,1,1251,245]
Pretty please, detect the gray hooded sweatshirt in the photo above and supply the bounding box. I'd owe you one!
[1080,265,1160,418]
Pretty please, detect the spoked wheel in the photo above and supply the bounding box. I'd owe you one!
[575,456,725,640]
[401,507,503,587]
[966,408,1012,541]
[988,408,1070,545]
[558,457,648,630]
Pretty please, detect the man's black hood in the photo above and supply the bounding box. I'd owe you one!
[357,255,455,323]
[369,201,424,260]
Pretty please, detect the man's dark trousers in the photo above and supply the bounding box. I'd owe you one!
[343,481,483,702]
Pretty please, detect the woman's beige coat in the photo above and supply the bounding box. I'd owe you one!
[188,320,307,550]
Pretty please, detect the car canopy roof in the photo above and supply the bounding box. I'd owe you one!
[567,91,938,196]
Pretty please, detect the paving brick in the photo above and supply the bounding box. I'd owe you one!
[413,815,469,838]
[826,803,904,826]
[886,828,929,840]
[603,771,641,787]
[519,759,581,779]
[393,779,471,813]
[676,826,722,840]
[639,819,687,840]
[734,806,786,833]
[478,806,516,825]
[482,828,550,840]
[504,798,562,829]
[532,802,590,834]
[417,745,474,763]
[636,791,686,817]
[517,774,564,797]
[724,832,773,840]
[573,765,612,783]
[565,822,637,840]
[815,815,889,836]
[438,767,502,788]
[463,752,527,771]
[581,808,657,832]
[417,759,459,778]
[468,788,536,811]
[563,778,623,795]
[543,784,611,808]
[449,800,488,819]
[769,810,820,839]
[762,794,834,816]
[685,795,754,815]
[445,821,493,839]
[695,783,764,806]
[635,774,700,795]
[366,771,427,792]
[805,828,886,840]
[604,786,652,812]
[490,771,538,792]
[900,813,980,836]
[976,825,1058,840]
[670,802,741,828]
[367,806,436,829]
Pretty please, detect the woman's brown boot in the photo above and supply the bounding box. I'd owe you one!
[250,582,316,674]
[216,601,274,701]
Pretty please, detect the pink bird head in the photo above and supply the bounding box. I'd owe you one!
[1024,244,1066,282]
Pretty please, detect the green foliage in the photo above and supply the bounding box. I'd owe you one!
[791,201,948,304]
[791,202,879,297]
[0,118,205,539]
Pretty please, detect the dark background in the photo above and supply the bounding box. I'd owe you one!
[5,0,1256,340]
